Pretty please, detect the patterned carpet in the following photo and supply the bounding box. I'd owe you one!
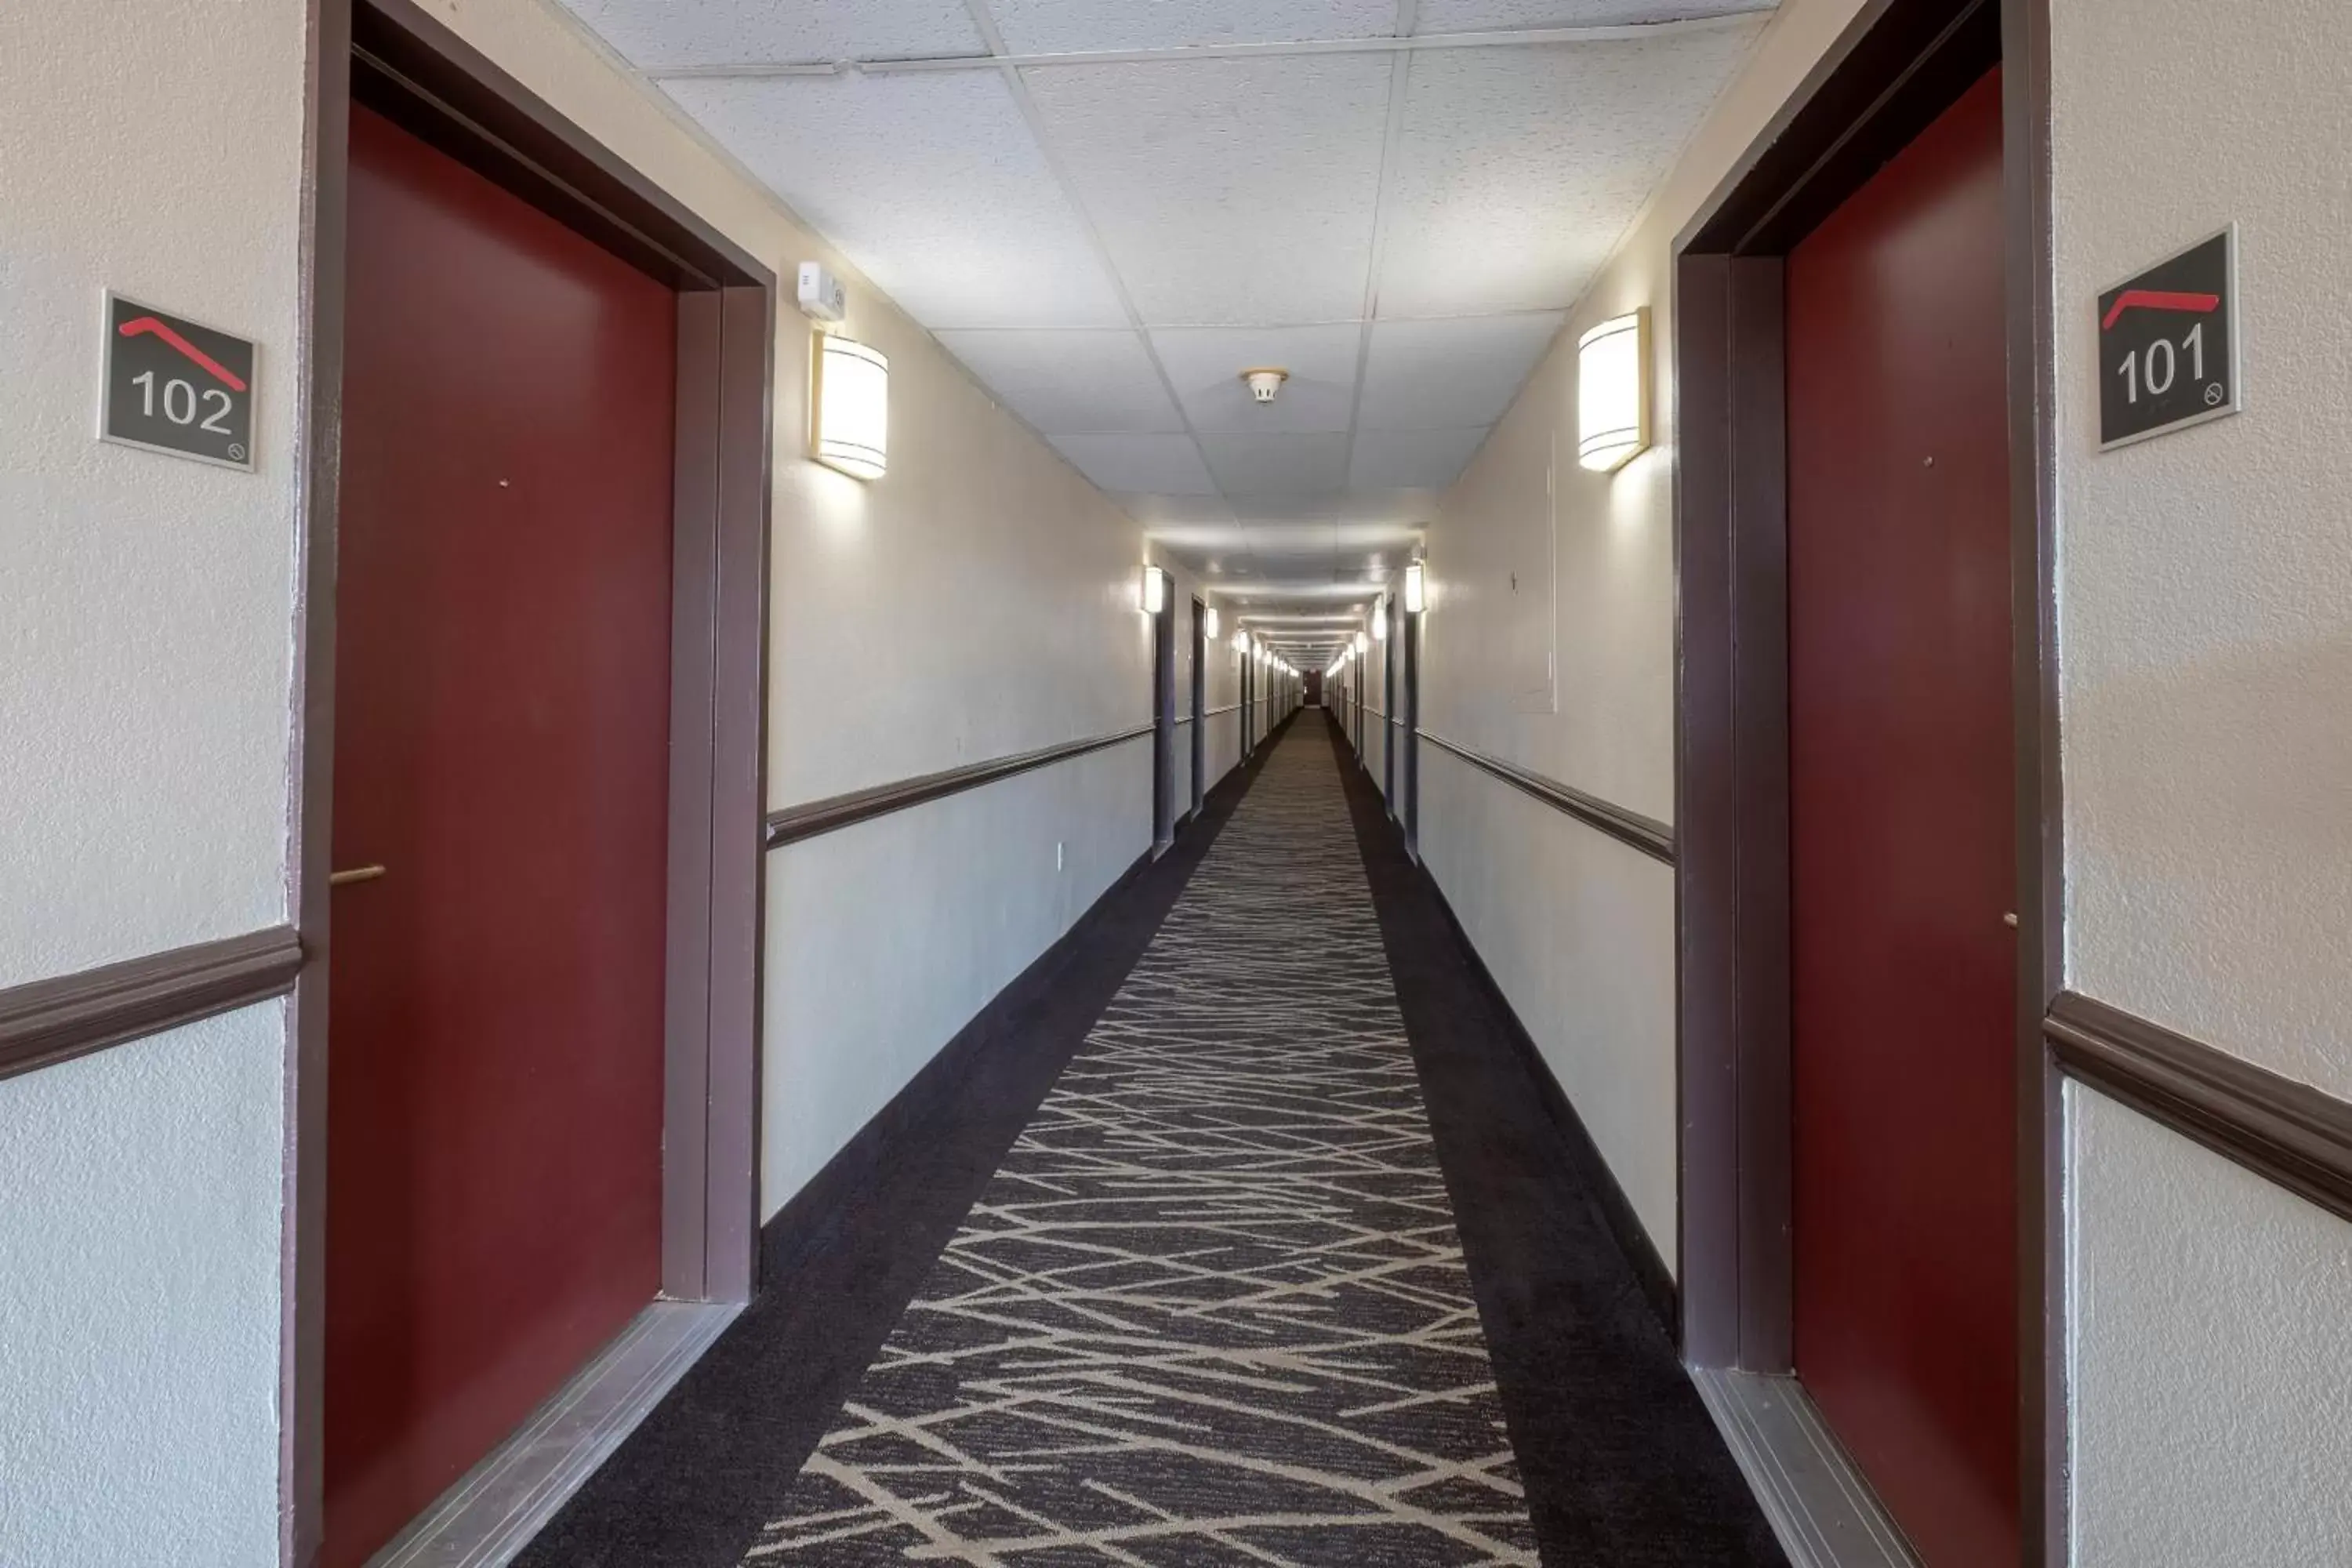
[746,721,1537,1566]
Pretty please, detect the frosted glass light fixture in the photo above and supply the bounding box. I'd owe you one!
[1355,631,1370,655]
[812,335,888,480]
[1232,630,1250,655]
[1577,309,1650,473]
[1140,564,1167,615]
[1204,605,1220,639]
[1372,597,1388,639]
[1403,560,1426,615]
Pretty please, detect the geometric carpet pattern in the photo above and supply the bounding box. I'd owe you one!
[744,723,1541,1565]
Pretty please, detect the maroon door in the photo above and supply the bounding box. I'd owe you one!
[325,106,677,1566]
[1785,70,2017,1564]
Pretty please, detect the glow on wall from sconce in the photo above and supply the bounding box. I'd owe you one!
[813,334,888,480]
[1140,564,1167,615]
[1577,309,1650,473]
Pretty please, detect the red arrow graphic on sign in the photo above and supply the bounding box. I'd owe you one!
[2100,289,2220,332]
[118,316,249,391]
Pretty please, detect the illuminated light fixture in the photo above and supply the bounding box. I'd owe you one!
[1354,631,1370,655]
[1403,560,1426,615]
[1204,605,1220,639]
[1140,564,1167,615]
[1577,308,1650,473]
[812,334,889,480]
[1232,630,1250,655]
[1372,598,1388,640]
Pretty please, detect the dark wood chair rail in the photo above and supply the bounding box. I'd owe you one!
[1416,731,1676,865]
[2047,990,2352,1225]
[0,926,305,1083]
[765,724,1154,849]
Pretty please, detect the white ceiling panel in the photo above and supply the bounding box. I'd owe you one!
[1347,424,1490,489]
[562,0,984,70]
[1231,489,1439,524]
[1150,325,1363,434]
[1025,55,1394,325]
[1199,431,1354,496]
[935,330,1183,433]
[666,71,1128,328]
[989,0,1396,53]
[1414,0,1773,31]
[1356,313,1563,427]
[1376,24,1765,317]
[1051,434,1221,494]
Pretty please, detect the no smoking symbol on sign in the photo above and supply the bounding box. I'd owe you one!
[2098,228,2239,450]
[100,293,258,471]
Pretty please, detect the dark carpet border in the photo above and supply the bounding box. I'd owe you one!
[1320,712,1786,1568]
[515,712,1299,1568]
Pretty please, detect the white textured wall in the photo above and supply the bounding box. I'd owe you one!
[1417,0,1867,1265]
[0,1014,288,1565]
[2053,0,2352,1557]
[2068,1084,2352,1565]
[0,0,309,1560]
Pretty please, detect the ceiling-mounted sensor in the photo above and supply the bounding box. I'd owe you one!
[1240,367,1289,405]
[797,262,847,323]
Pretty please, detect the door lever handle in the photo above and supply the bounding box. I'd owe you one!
[329,865,388,887]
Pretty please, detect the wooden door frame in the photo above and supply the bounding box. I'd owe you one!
[288,1,775,1559]
[1669,0,2060,1559]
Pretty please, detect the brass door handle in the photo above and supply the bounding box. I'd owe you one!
[329,865,387,887]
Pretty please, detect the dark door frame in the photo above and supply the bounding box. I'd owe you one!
[289,1,774,1559]
[1151,586,1175,853]
[1385,596,1399,808]
[1669,0,2059,1559]
[1189,597,1207,817]
[1402,601,1422,858]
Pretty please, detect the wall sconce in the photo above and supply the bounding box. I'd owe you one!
[1140,564,1167,615]
[1577,308,1650,473]
[1403,560,1426,615]
[1204,605,1220,639]
[1372,597,1388,639]
[812,334,888,481]
[1354,631,1370,655]
[1232,630,1249,655]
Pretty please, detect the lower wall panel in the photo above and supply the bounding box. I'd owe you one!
[761,735,1156,1215]
[1417,743,1680,1263]
[0,1005,286,1565]
[2068,1081,2352,1565]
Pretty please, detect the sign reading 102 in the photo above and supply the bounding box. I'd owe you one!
[2098,228,2238,450]
[100,293,258,471]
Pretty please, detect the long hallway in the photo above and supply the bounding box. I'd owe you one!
[524,715,1778,1567]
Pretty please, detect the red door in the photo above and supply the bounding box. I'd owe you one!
[1785,70,2017,1564]
[325,106,677,1566]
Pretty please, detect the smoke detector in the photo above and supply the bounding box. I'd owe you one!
[1240,367,1290,405]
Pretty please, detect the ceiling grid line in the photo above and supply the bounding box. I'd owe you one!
[1336,0,1421,593]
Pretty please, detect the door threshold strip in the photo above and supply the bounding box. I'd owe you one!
[368,1299,740,1568]
[1691,1368,1922,1568]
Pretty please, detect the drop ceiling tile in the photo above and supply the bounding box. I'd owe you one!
[1356,314,1563,427]
[561,0,984,70]
[1347,425,1490,488]
[1051,434,1221,494]
[1414,0,1775,31]
[1149,325,1363,434]
[665,71,1127,328]
[990,0,1396,53]
[1231,488,1438,524]
[935,330,1183,433]
[1376,23,1764,317]
[1025,55,1393,325]
[1199,431,1354,496]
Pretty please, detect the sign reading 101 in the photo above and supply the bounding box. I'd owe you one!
[100,293,257,471]
[2098,228,2238,450]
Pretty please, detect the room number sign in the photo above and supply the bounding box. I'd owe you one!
[100,293,257,471]
[2098,228,2238,450]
